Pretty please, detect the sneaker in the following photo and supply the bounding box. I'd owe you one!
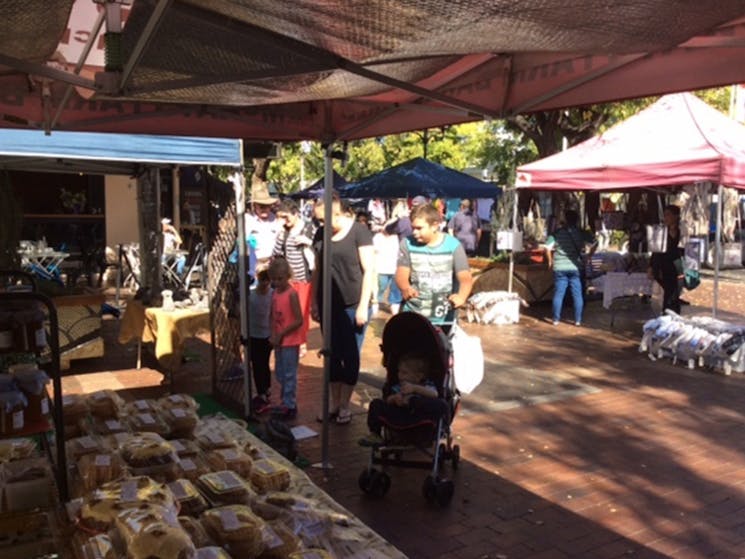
[358,432,385,447]
[552,320,559,326]
[575,321,582,326]
[271,405,297,420]
[221,365,243,381]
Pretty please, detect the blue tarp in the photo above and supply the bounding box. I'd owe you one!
[339,158,501,199]
[0,129,242,173]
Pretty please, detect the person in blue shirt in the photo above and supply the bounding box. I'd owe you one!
[544,209,596,326]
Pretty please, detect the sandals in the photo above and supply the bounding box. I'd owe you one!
[316,409,339,423]
[335,410,352,425]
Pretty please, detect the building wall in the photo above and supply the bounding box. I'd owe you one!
[105,175,138,246]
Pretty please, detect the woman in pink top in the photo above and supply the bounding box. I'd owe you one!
[268,257,304,419]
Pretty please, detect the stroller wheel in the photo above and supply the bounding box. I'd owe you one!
[359,468,390,498]
[435,479,455,507]
[422,475,437,503]
[451,444,461,471]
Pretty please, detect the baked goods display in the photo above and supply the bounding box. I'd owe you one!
[86,390,124,419]
[197,470,255,506]
[2,391,409,559]
[205,447,252,478]
[201,505,265,559]
[161,407,199,439]
[77,451,128,491]
[168,479,208,517]
[249,459,291,493]
[79,476,177,532]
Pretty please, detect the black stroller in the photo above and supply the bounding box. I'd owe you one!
[358,311,461,506]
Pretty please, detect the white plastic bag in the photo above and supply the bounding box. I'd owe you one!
[450,323,484,394]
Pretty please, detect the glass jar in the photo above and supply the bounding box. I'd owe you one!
[12,308,46,352]
[9,363,50,423]
[0,311,13,352]
[0,390,27,435]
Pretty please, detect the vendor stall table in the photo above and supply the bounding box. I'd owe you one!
[118,299,210,385]
[472,261,554,303]
[591,272,655,326]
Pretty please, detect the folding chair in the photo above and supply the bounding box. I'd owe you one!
[183,242,206,290]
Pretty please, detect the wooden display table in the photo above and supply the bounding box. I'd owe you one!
[472,261,554,303]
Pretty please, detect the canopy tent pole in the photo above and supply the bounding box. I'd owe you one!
[508,187,519,293]
[233,153,253,418]
[713,183,723,318]
[315,144,335,471]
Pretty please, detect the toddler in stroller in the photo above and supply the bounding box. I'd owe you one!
[358,311,460,506]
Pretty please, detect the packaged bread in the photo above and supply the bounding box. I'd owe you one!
[242,440,268,460]
[79,476,177,532]
[128,522,196,559]
[161,406,199,439]
[62,394,89,425]
[124,399,157,416]
[67,435,106,461]
[87,390,124,419]
[167,479,208,517]
[194,428,235,451]
[205,447,253,478]
[77,452,128,491]
[176,455,210,483]
[0,437,37,463]
[288,550,332,559]
[198,470,255,506]
[201,505,265,559]
[195,547,233,559]
[80,534,118,559]
[121,433,177,469]
[114,502,179,545]
[159,393,198,412]
[169,438,200,458]
[179,516,212,548]
[260,522,301,559]
[88,416,129,437]
[127,412,171,437]
[249,459,291,493]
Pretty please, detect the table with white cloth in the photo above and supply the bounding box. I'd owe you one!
[591,272,656,325]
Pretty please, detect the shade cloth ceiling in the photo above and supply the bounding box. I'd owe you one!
[2,1,745,141]
[340,157,501,199]
[0,129,242,175]
[515,93,745,191]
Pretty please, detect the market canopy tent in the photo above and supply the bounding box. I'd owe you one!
[515,93,745,191]
[340,158,501,199]
[290,171,347,199]
[3,2,745,140]
[0,129,242,175]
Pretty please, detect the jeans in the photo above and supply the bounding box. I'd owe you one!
[250,337,272,396]
[552,269,584,323]
[377,274,402,305]
[274,345,299,409]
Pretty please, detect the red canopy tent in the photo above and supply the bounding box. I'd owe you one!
[515,93,745,191]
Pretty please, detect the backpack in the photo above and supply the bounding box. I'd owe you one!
[256,418,297,462]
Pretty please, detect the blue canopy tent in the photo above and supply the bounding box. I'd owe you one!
[339,158,501,200]
[0,129,242,173]
[290,170,347,199]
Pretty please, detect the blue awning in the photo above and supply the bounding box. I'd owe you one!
[0,129,242,174]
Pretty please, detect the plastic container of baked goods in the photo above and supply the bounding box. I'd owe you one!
[179,516,213,548]
[176,455,210,483]
[62,393,89,425]
[249,459,291,493]
[86,389,124,419]
[0,390,27,435]
[198,470,255,506]
[161,406,199,439]
[158,393,199,412]
[195,546,233,559]
[77,452,128,491]
[260,522,301,559]
[169,438,200,458]
[205,447,253,478]
[200,505,265,558]
[288,550,333,559]
[9,363,50,423]
[127,412,170,437]
[168,478,208,517]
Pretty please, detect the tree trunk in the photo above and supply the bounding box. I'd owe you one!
[137,168,162,294]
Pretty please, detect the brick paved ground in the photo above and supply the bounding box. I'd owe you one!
[62,277,745,559]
